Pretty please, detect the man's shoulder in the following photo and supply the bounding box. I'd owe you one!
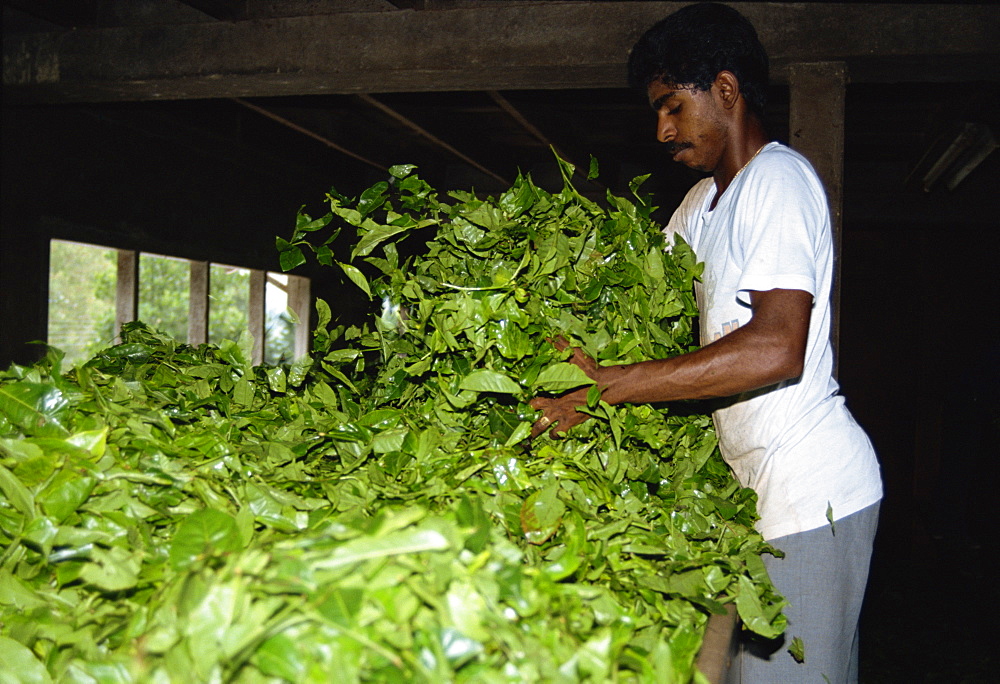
[752,142,821,181]
[739,142,827,205]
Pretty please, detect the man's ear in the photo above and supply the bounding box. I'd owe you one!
[714,71,741,110]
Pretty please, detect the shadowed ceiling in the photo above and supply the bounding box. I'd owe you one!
[4,0,998,230]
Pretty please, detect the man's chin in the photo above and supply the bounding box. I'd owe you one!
[671,147,702,169]
[675,160,710,173]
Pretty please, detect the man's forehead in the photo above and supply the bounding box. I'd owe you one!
[647,81,696,108]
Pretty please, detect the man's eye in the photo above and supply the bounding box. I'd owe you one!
[668,106,681,115]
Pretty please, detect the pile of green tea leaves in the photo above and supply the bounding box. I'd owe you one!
[0,158,785,683]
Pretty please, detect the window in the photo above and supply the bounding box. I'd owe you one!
[47,240,118,364]
[139,252,192,344]
[47,239,310,367]
[208,263,251,347]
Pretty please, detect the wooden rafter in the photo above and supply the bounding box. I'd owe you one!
[174,0,248,21]
[357,94,510,186]
[488,90,602,189]
[231,97,388,172]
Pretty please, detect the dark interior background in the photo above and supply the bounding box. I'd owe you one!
[3,1,999,680]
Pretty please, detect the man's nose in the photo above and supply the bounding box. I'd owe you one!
[656,114,675,143]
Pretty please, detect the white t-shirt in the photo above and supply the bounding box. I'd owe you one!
[665,142,882,540]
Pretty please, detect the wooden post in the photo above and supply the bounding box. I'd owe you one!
[788,61,847,376]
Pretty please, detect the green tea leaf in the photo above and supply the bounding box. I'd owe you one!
[389,164,417,178]
[0,636,53,684]
[169,508,243,570]
[277,239,307,272]
[36,469,95,522]
[532,362,595,393]
[789,636,805,663]
[256,633,305,681]
[0,382,70,437]
[79,546,141,591]
[314,526,451,570]
[66,428,108,457]
[353,223,419,260]
[294,209,332,235]
[459,370,521,395]
[338,261,372,299]
[0,463,35,520]
[520,484,565,545]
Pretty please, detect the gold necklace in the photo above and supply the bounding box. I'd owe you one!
[730,143,768,185]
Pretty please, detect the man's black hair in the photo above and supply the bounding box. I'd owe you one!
[627,2,769,116]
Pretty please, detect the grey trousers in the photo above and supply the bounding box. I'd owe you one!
[726,501,881,684]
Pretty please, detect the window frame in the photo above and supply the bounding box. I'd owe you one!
[50,240,310,365]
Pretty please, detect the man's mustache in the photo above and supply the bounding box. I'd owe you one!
[664,141,693,155]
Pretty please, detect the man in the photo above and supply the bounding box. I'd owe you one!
[530,4,883,682]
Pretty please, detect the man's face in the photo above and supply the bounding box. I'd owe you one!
[646,79,728,173]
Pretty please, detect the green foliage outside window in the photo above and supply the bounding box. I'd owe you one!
[48,243,297,365]
[47,241,117,365]
[139,253,191,344]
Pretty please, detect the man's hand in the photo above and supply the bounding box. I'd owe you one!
[529,386,591,438]
[529,338,602,438]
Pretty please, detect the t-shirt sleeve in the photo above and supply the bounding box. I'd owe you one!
[731,153,829,306]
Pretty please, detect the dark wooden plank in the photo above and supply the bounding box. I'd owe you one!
[4,3,998,103]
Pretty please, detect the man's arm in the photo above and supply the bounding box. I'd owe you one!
[530,288,812,437]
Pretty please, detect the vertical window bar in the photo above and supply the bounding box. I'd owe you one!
[248,268,266,365]
[115,249,138,344]
[287,274,311,360]
[188,260,209,346]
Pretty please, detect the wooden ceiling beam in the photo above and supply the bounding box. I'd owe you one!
[4,3,998,103]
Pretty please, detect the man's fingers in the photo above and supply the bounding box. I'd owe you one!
[570,347,596,372]
[529,381,592,439]
[530,406,591,439]
[530,414,556,439]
